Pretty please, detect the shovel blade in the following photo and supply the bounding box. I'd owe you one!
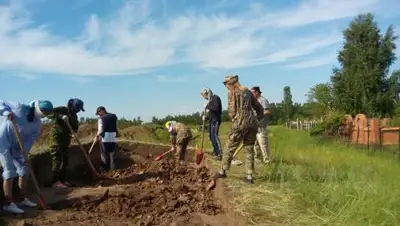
[196,152,204,165]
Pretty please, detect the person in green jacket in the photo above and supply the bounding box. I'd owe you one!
[49,98,85,189]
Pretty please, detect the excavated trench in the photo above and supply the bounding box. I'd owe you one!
[1,142,246,226]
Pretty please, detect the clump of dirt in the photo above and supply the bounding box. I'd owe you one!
[46,158,221,225]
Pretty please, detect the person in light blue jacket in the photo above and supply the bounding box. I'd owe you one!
[0,100,53,214]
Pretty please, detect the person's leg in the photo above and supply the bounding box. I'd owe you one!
[50,134,67,188]
[243,128,257,183]
[214,120,223,156]
[215,129,242,178]
[13,151,36,207]
[208,120,217,156]
[254,128,261,160]
[258,126,271,163]
[58,138,71,185]
[0,151,24,214]
[210,120,222,159]
[100,142,110,170]
[102,142,116,170]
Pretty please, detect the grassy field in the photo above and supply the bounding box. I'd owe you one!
[30,123,400,225]
[133,123,400,226]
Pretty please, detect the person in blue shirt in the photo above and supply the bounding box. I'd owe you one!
[0,100,53,214]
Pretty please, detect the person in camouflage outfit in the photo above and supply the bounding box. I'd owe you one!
[165,121,193,161]
[212,74,263,184]
[49,98,85,189]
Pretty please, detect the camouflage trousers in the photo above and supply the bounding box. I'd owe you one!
[254,126,271,162]
[175,137,191,161]
[221,128,257,175]
[49,134,71,183]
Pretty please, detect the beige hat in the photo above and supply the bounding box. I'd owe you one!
[223,73,239,85]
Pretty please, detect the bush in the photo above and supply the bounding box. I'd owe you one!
[310,111,345,137]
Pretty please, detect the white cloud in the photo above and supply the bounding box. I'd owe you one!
[286,51,337,69]
[0,0,396,77]
[264,0,382,28]
[156,75,187,83]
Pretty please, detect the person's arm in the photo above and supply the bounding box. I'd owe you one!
[97,118,103,137]
[49,106,69,120]
[69,113,79,132]
[0,100,18,117]
[250,94,264,121]
[262,98,271,115]
[227,91,237,120]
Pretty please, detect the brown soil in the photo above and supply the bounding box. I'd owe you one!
[3,144,234,226]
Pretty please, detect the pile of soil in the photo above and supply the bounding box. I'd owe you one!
[27,158,221,226]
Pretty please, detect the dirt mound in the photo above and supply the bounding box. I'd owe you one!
[73,159,219,225]
[24,157,221,226]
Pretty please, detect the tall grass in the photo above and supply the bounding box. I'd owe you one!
[222,126,400,225]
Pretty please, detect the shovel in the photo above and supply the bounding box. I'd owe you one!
[65,121,101,178]
[88,137,98,155]
[196,109,207,165]
[10,120,47,209]
[206,143,244,191]
[154,134,200,161]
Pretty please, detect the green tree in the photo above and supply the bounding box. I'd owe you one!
[331,13,398,117]
[306,83,333,117]
[281,86,294,121]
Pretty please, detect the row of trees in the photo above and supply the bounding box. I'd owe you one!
[71,13,399,129]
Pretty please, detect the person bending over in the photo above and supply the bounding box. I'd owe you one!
[0,100,53,214]
[165,121,192,162]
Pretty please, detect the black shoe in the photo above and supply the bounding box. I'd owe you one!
[212,172,227,180]
[244,177,254,184]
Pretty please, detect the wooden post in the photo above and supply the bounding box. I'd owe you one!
[379,127,382,152]
[398,128,400,160]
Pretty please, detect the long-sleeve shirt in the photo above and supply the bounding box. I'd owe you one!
[205,94,222,122]
[0,100,42,155]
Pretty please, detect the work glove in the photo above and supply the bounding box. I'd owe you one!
[170,146,176,152]
[202,115,206,121]
[62,115,69,123]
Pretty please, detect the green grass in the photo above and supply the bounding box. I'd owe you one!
[210,125,400,226]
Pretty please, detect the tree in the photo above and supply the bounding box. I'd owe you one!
[281,86,294,121]
[306,83,333,117]
[331,13,398,117]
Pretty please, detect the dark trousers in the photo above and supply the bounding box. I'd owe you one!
[208,120,222,156]
[101,142,116,170]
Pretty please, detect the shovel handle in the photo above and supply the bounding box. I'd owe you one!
[10,120,46,209]
[65,121,99,177]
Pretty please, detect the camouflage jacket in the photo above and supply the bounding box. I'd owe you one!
[48,106,79,137]
[170,122,192,145]
[228,87,264,131]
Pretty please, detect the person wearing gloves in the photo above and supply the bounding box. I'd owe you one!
[165,121,193,162]
[251,86,272,164]
[95,106,118,171]
[210,74,263,185]
[49,98,84,189]
[0,100,53,214]
[200,88,223,160]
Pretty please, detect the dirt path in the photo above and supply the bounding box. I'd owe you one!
[2,149,238,226]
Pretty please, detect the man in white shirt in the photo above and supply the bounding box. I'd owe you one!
[251,86,272,164]
[95,106,118,170]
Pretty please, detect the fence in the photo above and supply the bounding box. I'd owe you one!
[287,114,400,157]
[285,119,322,131]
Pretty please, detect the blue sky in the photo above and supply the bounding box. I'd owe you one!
[0,0,399,121]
